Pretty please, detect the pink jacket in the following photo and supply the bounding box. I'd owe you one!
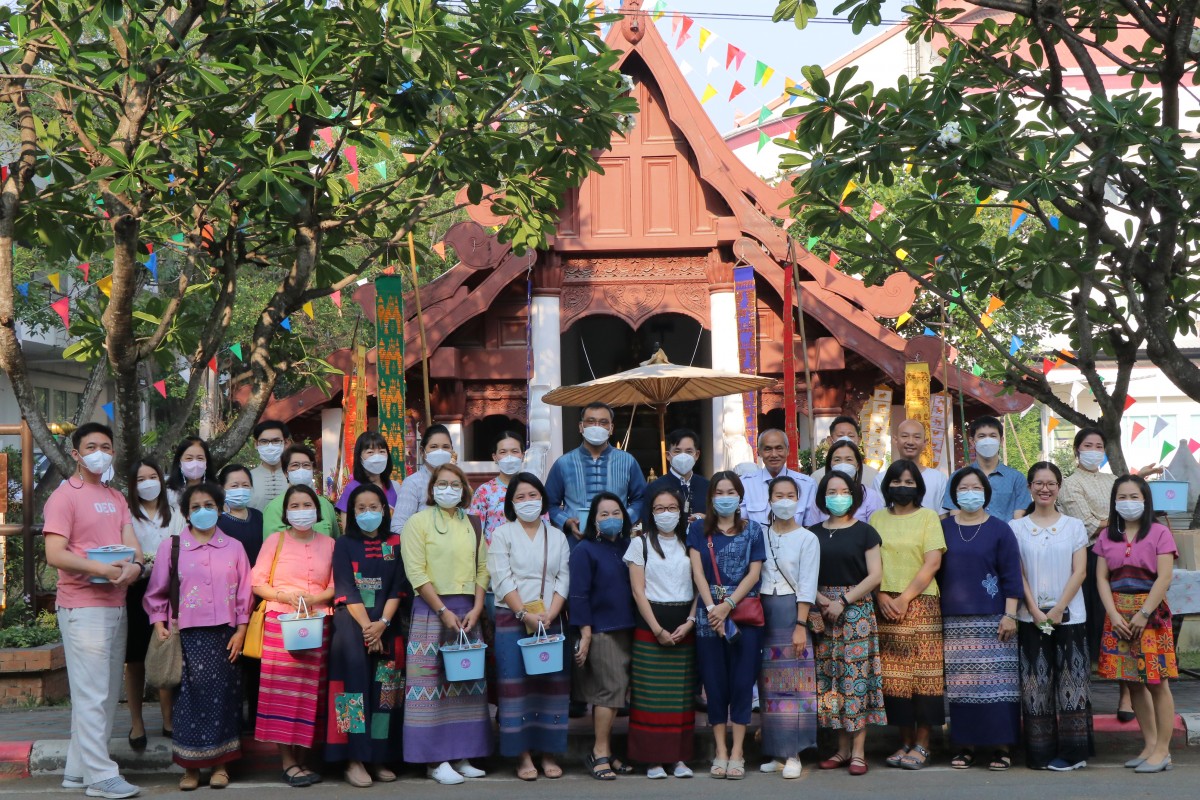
[143,528,253,629]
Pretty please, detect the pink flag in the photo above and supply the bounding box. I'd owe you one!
[829,250,841,267]
[1123,395,1137,411]
[675,16,693,48]
[318,128,333,149]
[330,289,342,309]
[1190,438,1200,455]
[344,146,358,174]
[726,44,745,71]
[153,380,167,398]
[77,262,90,282]
[1130,421,1145,442]
[51,296,69,328]
[869,202,885,221]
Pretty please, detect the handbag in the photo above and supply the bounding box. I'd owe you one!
[144,537,183,689]
[521,523,550,634]
[242,534,285,659]
[706,531,765,627]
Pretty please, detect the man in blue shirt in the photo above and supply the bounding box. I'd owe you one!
[545,402,646,548]
[641,427,709,528]
[943,415,1031,521]
[741,429,816,525]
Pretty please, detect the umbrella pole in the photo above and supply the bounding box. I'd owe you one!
[658,404,667,477]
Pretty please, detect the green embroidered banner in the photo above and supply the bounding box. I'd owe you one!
[374,276,406,474]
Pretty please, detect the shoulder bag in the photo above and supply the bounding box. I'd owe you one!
[144,536,183,689]
[706,531,765,627]
[242,533,285,659]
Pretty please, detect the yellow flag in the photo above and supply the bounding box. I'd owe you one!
[379,132,391,147]
[897,312,913,328]
[784,77,797,94]
[302,301,314,320]
[986,295,1005,315]
[698,28,712,51]
[759,66,775,86]
[433,241,446,258]
[980,312,995,328]
[700,84,718,104]
[47,272,61,292]
[96,275,113,297]
[895,248,909,261]
[1046,418,1060,434]
[840,180,857,203]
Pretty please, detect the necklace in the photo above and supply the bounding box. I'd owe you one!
[956,517,983,543]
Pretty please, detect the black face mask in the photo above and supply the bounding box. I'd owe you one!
[890,486,921,507]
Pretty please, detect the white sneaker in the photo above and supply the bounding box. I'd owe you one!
[782,758,803,779]
[428,762,465,785]
[85,777,141,799]
[760,760,783,774]
[453,759,486,778]
[647,765,668,779]
[673,762,694,778]
[62,776,86,789]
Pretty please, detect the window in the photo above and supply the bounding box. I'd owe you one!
[54,390,68,421]
[35,388,49,418]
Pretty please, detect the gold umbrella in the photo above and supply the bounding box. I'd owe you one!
[541,349,776,474]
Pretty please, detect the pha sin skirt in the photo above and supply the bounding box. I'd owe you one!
[1098,592,1177,684]
[877,592,944,728]
[814,586,886,732]
[629,601,695,764]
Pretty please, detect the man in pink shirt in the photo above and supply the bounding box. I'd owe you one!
[43,423,144,799]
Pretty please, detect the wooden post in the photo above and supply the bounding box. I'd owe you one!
[407,232,434,426]
[790,243,817,461]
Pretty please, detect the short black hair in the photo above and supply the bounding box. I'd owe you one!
[767,475,800,521]
[1073,426,1106,452]
[494,430,525,452]
[179,481,225,515]
[1025,460,1062,486]
[880,459,927,507]
[72,422,113,450]
[351,431,392,484]
[825,440,865,483]
[816,471,863,516]
[582,491,630,540]
[217,463,253,486]
[253,419,291,441]
[948,466,992,509]
[829,415,861,436]
[282,484,323,523]
[167,436,216,492]
[503,472,549,522]
[581,402,614,421]
[282,444,316,469]
[666,428,700,450]
[421,423,452,451]
[968,415,1003,438]
[1106,475,1156,543]
[343,483,392,540]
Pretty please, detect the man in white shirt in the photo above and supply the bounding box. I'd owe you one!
[873,418,947,513]
[248,420,292,511]
[740,429,816,526]
[811,415,879,487]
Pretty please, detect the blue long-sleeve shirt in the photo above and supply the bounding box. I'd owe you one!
[544,444,646,534]
[937,515,1023,616]
[568,537,636,632]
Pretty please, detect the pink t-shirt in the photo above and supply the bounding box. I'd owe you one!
[43,481,133,609]
[1092,522,1177,575]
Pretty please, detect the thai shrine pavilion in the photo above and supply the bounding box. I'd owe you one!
[265,2,1030,486]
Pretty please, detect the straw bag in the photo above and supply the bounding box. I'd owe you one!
[144,537,183,689]
[242,534,285,659]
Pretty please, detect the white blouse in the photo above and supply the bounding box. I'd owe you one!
[759,524,820,603]
[131,506,185,579]
[624,534,694,604]
[1010,513,1088,624]
[487,520,570,610]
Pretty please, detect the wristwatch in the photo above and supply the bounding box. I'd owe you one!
[1138,609,1152,619]
[436,606,448,616]
[795,619,806,627]
[380,616,391,628]
[515,609,528,622]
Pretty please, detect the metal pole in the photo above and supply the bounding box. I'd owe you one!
[406,232,434,426]
[21,421,35,618]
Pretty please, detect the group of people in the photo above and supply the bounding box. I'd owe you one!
[43,406,1180,797]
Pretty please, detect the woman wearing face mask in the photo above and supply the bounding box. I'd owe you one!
[810,472,884,776]
[144,482,253,791]
[335,433,403,530]
[938,468,1023,772]
[123,459,184,748]
[757,476,820,779]
[470,432,528,544]
[487,473,570,781]
[393,424,456,535]
[687,471,766,781]
[401,463,492,785]
[806,441,884,525]
[1009,462,1092,771]
[570,492,637,781]
[326,484,406,788]
[166,436,217,509]
[869,459,945,770]
[1094,476,1177,773]
[624,489,697,780]
[218,465,263,567]
[252,484,336,788]
[262,445,341,539]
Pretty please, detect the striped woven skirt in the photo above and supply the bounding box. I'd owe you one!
[943,614,1019,746]
[1098,592,1178,684]
[877,592,944,728]
[402,595,492,764]
[629,601,695,764]
[495,608,569,757]
[758,594,817,758]
[255,612,331,748]
[814,586,886,732]
[173,626,242,767]
[1018,621,1093,769]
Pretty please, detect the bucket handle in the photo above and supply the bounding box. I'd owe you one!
[535,620,549,642]
[455,627,471,648]
[295,595,309,619]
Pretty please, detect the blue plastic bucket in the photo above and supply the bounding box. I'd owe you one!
[278,600,327,651]
[441,631,487,682]
[1149,480,1189,513]
[518,632,565,675]
[85,545,136,584]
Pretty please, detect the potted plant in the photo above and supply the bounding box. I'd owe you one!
[0,611,66,707]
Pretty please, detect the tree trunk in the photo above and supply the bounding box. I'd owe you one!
[102,217,144,483]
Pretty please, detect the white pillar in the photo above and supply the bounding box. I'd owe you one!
[320,408,343,494]
[531,294,563,464]
[710,290,751,470]
[445,421,465,459]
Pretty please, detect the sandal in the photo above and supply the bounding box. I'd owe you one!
[950,750,975,769]
[710,759,728,778]
[849,757,868,776]
[282,766,313,788]
[819,752,850,770]
[988,752,1011,772]
[899,744,931,770]
[610,757,634,775]
[886,746,911,768]
[586,753,617,781]
[726,758,746,780]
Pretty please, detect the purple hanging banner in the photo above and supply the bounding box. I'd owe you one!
[733,265,759,459]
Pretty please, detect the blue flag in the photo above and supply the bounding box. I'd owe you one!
[1010,335,1023,356]
[17,283,29,298]
[101,402,114,419]
[144,251,158,280]
[280,318,292,331]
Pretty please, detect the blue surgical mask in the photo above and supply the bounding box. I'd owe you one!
[957,490,986,513]
[824,495,854,517]
[224,487,251,509]
[596,517,624,539]
[355,510,384,532]
[713,496,740,516]
[189,507,219,531]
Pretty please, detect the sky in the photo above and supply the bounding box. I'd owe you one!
[622,0,910,132]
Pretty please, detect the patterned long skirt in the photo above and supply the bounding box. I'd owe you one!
[877,592,944,728]
[814,586,885,732]
[324,606,405,764]
[629,601,695,764]
[402,595,492,764]
[255,612,331,748]
[1098,592,1178,684]
[1018,621,1094,769]
[758,594,817,757]
[173,626,243,768]
[943,615,1020,746]
[495,608,569,757]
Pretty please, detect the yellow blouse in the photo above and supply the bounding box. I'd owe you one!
[401,507,488,597]
[869,507,946,596]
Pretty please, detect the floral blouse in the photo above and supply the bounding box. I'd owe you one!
[143,527,254,630]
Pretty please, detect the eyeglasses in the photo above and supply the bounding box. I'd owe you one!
[651,506,681,514]
[582,418,612,428]
[288,463,313,471]
[257,438,285,446]
[1031,481,1059,489]
[434,481,464,491]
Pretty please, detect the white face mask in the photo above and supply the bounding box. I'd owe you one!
[1115,500,1144,521]
[424,449,453,469]
[831,462,858,478]
[433,485,462,509]
[80,451,113,475]
[514,500,543,523]
[654,511,680,532]
[1078,450,1106,470]
[136,479,162,501]
[287,468,313,487]
[361,453,389,475]
[974,436,1001,459]
[181,460,207,480]
[287,508,318,530]
[257,443,284,465]
[497,455,524,476]
[670,452,696,476]
[582,425,610,446]
[770,499,799,520]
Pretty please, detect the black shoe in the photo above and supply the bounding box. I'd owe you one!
[1117,710,1136,723]
[128,730,147,750]
[569,701,587,718]
[162,728,173,739]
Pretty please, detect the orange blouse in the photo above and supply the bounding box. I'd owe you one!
[251,531,336,614]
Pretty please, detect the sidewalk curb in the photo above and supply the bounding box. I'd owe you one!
[1183,713,1200,746]
[0,742,31,781]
